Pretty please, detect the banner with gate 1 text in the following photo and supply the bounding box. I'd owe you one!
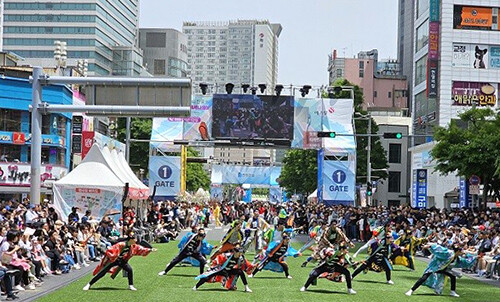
[148,156,181,199]
[269,186,283,203]
[322,160,355,206]
[211,165,282,186]
[210,185,223,200]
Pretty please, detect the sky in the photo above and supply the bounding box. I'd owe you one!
[139,0,399,86]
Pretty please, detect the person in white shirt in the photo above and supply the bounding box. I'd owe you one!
[25,205,39,226]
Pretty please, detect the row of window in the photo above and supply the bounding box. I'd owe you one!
[0,110,68,137]
[5,2,95,10]
[4,26,95,34]
[3,38,95,46]
[4,14,96,22]
[0,145,66,166]
[11,50,95,59]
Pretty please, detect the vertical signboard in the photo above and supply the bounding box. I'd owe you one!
[148,156,181,199]
[413,169,428,209]
[427,0,440,99]
[459,177,471,208]
[317,148,324,203]
[322,160,355,206]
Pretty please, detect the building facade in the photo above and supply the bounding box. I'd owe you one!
[2,0,142,75]
[328,49,409,111]
[0,75,72,200]
[0,0,4,51]
[398,0,415,103]
[183,20,282,93]
[138,28,188,77]
[408,0,500,209]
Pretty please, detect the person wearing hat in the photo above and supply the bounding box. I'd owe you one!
[250,233,300,279]
[405,243,473,297]
[300,244,357,294]
[392,228,428,271]
[302,221,352,267]
[194,245,253,292]
[210,220,243,260]
[83,230,156,291]
[158,228,210,276]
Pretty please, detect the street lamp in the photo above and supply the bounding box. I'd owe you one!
[54,40,67,74]
[354,111,373,205]
[327,85,355,99]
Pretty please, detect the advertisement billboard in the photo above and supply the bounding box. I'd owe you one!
[148,156,181,199]
[212,94,294,141]
[452,43,490,69]
[454,6,494,30]
[452,81,497,106]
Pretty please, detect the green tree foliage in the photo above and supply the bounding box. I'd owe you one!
[431,108,500,208]
[329,79,389,181]
[280,149,318,195]
[117,117,152,172]
[186,147,210,192]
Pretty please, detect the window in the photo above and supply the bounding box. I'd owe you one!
[417,0,430,19]
[388,91,392,98]
[146,32,166,47]
[0,145,22,163]
[415,55,427,85]
[0,110,22,132]
[374,91,378,98]
[336,69,342,77]
[359,61,364,69]
[388,144,402,163]
[415,19,429,53]
[359,70,364,78]
[388,171,401,193]
[153,59,166,75]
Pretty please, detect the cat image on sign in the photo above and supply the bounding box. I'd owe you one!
[474,46,487,69]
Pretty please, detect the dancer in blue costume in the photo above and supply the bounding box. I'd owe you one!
[250,234,301,279]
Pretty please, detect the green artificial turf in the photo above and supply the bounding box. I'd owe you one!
[38,241,500,302]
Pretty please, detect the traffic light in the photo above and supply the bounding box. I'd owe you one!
[366,182,373,196]
[318,131,336,138]
[383,132,403,139]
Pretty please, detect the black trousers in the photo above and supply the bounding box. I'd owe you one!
[195,269,248,288]
[46,250,61,271]
[90,259,134,286]
[164,251,206,275]
[304,263,352,289]
[352,257,391,281]
[0,268,20,296]
[252,258,289,277]
[8,265,29,286]
[411,269,456,291]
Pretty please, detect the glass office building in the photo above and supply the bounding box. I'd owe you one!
[2,0,142,75]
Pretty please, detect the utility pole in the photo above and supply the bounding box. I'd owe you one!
[367,116,372,206]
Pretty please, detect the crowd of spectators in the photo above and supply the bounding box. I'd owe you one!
[0,198,120,300]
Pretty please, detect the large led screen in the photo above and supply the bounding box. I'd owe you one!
[212,94,294,141]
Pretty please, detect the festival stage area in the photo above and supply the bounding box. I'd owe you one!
[38,242,499,302]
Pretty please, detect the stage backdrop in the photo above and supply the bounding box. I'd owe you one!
[148,156,181,199]
[211,165,282,186]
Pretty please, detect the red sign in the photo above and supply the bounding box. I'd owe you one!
[81,131,95,159]
[12,132,25,145]
[76,188,101,194]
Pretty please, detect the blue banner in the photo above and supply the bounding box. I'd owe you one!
[459,178,471,208]
[322,160,355,206]
[210,186,223,200]
[413,169,428,209]
[243,188,252,203]
[211,165,281,185]
[317,149,324,203]
[270,187,283,203]
[148,156,181,199]
[429,0,440,22]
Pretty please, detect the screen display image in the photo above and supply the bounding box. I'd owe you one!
[212,94,294,141]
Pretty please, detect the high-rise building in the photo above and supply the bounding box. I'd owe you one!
[397,0,415,102]
[409,0,500,209]
[328,49,409,111]
[2,0,143,75]
[138,28,188,77]
[0,0,4,51]
[183,20,282,93]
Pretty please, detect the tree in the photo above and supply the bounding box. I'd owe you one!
[186,147,210,192]
[431,108,500,209]
[280,149,318,196]
[329,79,389,181]
[117,117,152,172]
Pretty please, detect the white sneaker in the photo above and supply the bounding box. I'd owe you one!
[348,288,357,295]
[14,285,25,291]
[387,280,394,285]
[405,290,413,296]
[83,262,90,267]
[287,275,293,279]
[129,285,137,291]
[83,284,91,291]
[450,291,460,298]
[27,284,36,290]
[192,286,197,291]
[74,264,81,270]
[248,274,253,278]
[244,285,252,293]
[300,286,307,292]
[158,271,166,276]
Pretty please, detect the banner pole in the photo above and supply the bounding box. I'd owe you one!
[181,145,187,193]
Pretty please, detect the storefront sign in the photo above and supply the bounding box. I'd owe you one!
[452,81,497,106]
[0,163,67,186]
[0,132,12,143]
[72,116,83,134]
[428,22,440,60]
[13,132,25,145]
[459,7,493,28]
[412,169,427,209]
[427,60,438,98]
[72,135,82,153]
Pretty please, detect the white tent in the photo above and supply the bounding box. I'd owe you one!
[53,144,124,221]
[308,189,318,201]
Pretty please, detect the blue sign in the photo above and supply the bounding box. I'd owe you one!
[317,148,324,203]
[148,156,181,198]
[469,175,480,185]
[243,188,252,203]
[270,187,283,203]
[210,186,223,200]
[322,160,355,206]
[413,169,428,209]
[429,0,440,22]
[459,178,471,208]
[490,46,500,68]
